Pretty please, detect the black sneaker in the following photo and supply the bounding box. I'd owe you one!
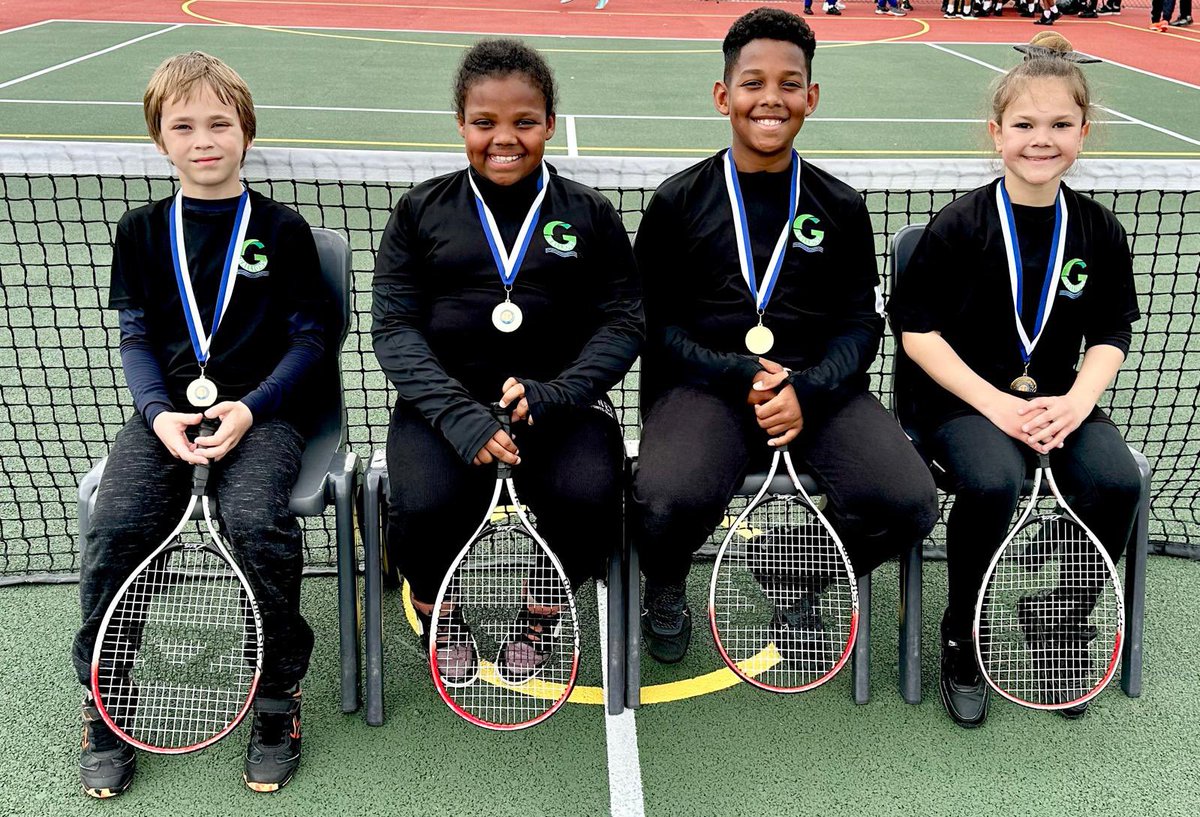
[80,693,136,799]
[423,605,480,688]
[642,580,691,664]
[496,608,562,684]
[804,5,813,12]
[1097,2,1119,12]
[1034,13,1055,23]
[1078,8,1098,16]
[1169,14,1193,24]
[244,686,302,793]
[825,5,843,13]
[1059,701,1089,719]
[939,611,989,728]
[769,596,829,675]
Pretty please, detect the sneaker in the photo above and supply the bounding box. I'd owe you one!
[425,605,480,688]
[1169,14,1192,24]
[889,6,908,14]
[1050,7,1062,19]
[804,5,813,12]
[1078,8,1098,15]
[1035,13,1055,23]
[80,693,136,799]
[769,594,830,675]
[902,0,913,8]
[496,608,563,684]
[1096,3,1119,12]
[826,5,843,13]
[944,9,958,16]
[836,1,847,7]
[1151,20,1169,29]
[1019,5,1036,15]
[939,611,989,728]
[876,6,889,12]
[244,687,302,793]
[642,580,691,663]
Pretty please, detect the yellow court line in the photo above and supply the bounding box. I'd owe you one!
[1105,19,1200,43]
[183,0,929,53]
[4,134,1197,157]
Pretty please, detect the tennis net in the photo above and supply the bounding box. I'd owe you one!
[1,141,1197,581]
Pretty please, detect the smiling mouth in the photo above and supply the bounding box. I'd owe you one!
[751,117,788,128]
[488,154,524,164]
[1023,154,1061,162]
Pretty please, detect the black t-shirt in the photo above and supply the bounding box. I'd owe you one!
[371,164,644,464]
[108,189,326,426]
[887,179,1140,430]
[635,150,884,418]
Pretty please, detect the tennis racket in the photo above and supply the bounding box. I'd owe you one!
[974,452,1124,710]
[709,447,859,693]
[90,420,264,754]
[429,405,581,730]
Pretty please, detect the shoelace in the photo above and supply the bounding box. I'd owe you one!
[647,585,686,629]
[83,706,125,753]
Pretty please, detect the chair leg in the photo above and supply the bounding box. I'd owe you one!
[625,540,641,710]
[331,458,361,715]
[606,546,626,715]
[1122,450,1151,698]
[362,460,386,725]
[899,542,923,704]
[852,571,871,705]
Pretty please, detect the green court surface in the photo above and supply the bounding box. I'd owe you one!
[2,560,1199,817]
[1,21,1198,156]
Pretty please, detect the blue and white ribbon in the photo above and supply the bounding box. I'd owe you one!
[995,180,1068,367]
[468,163,549,289]
[169,188,252,366]
[722,148,801,314]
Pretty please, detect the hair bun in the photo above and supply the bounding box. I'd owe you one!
[1013,33,1101,64]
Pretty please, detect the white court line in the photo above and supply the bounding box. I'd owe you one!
[565,115,580,158]
[0,25,183,92]
[925,42,1200,149]
[0,19,56,36]
[597,581,646,817]
[0,99,1137,127]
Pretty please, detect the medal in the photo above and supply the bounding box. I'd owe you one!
[723,148,800,355]
[169,188,251,405]
[186,375,218,408]
[469,164,549,333]
[995,180,1067,396]
[492,300,524,333]
[745,323,775,355]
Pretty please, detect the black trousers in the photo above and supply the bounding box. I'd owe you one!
[386,401,625,604]
[632,387,939,585]
[931,412,1141,635]
[73,416,313,695]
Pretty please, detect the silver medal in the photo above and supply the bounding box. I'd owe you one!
[492,301,523,333]
[745,324,775,355]
[186,376,217,408]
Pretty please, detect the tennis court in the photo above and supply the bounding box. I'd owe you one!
[2,3,1199,816]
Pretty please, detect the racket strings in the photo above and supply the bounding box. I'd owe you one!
[434,524,577,727]
[713,497,854,689]
[96,538,259,749]
[979,514,1121,706]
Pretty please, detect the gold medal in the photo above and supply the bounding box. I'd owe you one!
[1010,368,1038,394]
[492,300,523,333]
[745,324,775,355]
[186,375,217,408]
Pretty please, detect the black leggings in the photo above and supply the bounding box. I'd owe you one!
[73,416,313,695]
[931,412,1141,635]
[632,388,939,585]
[386,401,625,603]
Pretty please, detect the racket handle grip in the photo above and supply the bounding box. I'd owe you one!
[192,419,220,495]
[492,403,513,479]
[1037,452,1050,469]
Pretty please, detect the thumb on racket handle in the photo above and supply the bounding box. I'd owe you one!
[192,419,221,495]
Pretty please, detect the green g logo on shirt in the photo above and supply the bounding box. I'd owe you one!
[543,221,579,258]
[1059,258,1088,299]
[239,239,269,277]
[791,214,825,253]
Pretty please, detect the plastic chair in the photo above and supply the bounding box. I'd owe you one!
[77,227,362,713]
[890,222,1150,699]
[620,439,884,708]
[359,449,630,723]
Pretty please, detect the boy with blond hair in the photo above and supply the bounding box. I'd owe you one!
[74,51,326,796]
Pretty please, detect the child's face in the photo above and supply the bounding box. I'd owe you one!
[714,39,818,170]
[457,74,555,186]
[155,84,250,199]
[989,78,1089,199]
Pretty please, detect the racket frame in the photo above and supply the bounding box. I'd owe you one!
[89,483,264,754]
[429,439,581,731]
[708,448,859,693]
[972,454,1125,710]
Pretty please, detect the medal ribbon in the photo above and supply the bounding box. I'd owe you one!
[995,180,1067,369]
[722,148,801,313]
[468,163,549,289]
[169,189,252,366]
